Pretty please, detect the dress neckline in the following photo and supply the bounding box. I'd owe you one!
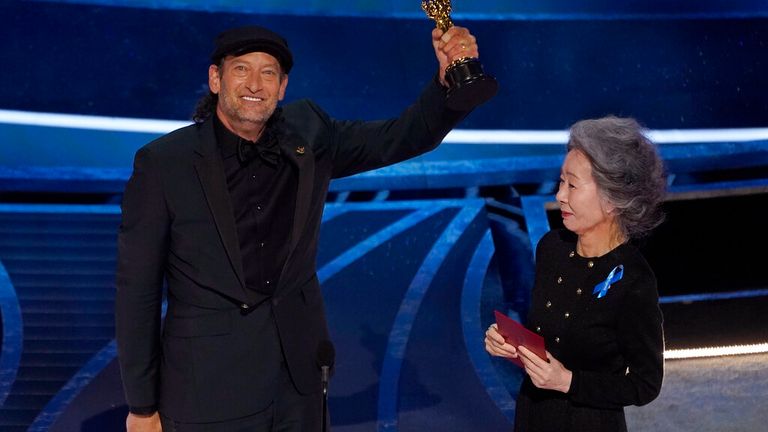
[570,241,627,261]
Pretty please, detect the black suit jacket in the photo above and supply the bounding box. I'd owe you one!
[115,79,469,422]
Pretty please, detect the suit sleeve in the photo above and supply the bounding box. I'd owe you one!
[327,77,471,179]
[567,274,665,409]
[115,146,170,414]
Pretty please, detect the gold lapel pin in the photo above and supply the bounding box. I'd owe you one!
[296,146,305,155]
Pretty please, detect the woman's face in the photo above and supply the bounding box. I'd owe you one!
[556,149,616,238]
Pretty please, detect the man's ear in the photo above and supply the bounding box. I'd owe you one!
[209,64,221,94]
[277,74,289,101]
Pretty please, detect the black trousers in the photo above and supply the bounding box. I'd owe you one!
[160,363,328,432]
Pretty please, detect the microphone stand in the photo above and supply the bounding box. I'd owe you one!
[317,340,334,432]
[321,364,330,432]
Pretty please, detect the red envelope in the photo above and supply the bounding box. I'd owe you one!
[494,310,548,368]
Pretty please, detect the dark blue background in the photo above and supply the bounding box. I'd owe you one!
[3,1,768,129]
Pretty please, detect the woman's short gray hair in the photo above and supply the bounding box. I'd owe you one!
[567,115,667,239]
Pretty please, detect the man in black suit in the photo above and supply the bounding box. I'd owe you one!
[116,24,486,432]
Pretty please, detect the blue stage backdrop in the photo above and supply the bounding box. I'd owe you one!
[1,1,767,129]
[0,3,767,432]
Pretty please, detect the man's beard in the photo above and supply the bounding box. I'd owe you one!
[219,92,276,124]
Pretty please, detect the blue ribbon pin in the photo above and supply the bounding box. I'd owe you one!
[592,265,624,299]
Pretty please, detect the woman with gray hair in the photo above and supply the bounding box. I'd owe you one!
[485,116,666,431]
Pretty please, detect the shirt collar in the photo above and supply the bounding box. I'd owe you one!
[213,114,242,159]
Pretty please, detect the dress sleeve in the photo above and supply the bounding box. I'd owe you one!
[567,272,665,409]
[115,146,170,413]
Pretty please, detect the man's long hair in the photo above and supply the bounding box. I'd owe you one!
[193,92,217,124]
[193,61,222,123]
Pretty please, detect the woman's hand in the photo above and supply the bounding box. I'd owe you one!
[484,324,519,359]
[518,346,573,393]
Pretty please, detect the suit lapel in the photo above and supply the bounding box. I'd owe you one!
[279,132,314,253]
[192,121,247,293]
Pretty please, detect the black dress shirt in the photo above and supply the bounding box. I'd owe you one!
[214,113,296,296]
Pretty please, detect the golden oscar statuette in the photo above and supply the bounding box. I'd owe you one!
[422,0,498,110]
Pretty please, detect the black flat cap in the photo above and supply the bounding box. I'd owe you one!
[210,25,293,73]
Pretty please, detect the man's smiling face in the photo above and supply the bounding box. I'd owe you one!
[209,51,288,135]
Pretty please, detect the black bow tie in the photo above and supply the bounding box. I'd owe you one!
[237,138,280,166]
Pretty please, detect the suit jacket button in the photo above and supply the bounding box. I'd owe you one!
[240,303,249,309]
